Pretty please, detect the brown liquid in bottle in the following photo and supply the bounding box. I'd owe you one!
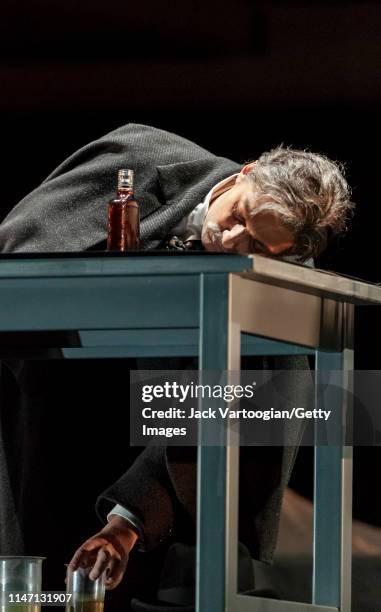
[107,170,140,251]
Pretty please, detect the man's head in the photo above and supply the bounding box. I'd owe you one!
[201,146,353,260]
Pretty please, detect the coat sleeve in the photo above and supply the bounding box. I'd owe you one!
[0,129,136,252]
[0,123,237,253]
[96,445,178,550]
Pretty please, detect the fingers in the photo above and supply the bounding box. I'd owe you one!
[68,537,128,590]
[89,548,111,581]
[68,538,104,572]
[104,556,128,590]
[88,542,123,581]
[68,547,91,572]
[222,225,251,253]
[224,224,246,240]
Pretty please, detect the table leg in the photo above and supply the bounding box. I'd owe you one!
[196,273,228,612]
[313,306,354,611]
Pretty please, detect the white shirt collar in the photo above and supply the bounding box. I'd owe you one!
[170,173,239,242]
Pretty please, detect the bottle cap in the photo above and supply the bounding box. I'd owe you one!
[118,169,134,189]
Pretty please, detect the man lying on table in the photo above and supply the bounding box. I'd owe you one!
[0,123,353,591]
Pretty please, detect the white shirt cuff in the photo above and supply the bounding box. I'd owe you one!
[107,504,144,541]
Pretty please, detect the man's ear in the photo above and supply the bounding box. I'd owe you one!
[241,161,257,175]
[236,161,257,183]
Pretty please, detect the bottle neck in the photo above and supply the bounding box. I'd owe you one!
[117,187,133,197]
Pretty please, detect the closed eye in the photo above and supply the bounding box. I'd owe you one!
[249,237,267,254]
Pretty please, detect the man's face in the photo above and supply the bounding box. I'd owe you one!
[201,177,295,256]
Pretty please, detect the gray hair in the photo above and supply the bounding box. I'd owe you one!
[245,145,354,259]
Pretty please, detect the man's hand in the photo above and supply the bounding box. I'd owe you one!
[67,515,139,589]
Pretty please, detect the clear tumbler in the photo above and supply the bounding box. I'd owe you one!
[0,556,44,612]
[66,568,105,612]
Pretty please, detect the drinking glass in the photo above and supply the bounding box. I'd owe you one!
[0,556,44,612]
[66,567,105,612]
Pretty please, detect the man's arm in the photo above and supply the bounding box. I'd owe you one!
[95,445,176,550]
[67,445,179,588]
[0,123,240,253]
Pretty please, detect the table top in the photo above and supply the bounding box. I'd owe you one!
[0,251,380,305]
[243,255,381,305]
[0,251,251,277]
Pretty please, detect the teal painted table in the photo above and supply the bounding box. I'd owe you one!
[0,252,380,612]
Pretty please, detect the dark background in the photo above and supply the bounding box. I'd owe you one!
[2,1,381,354]
[2,0,381,601]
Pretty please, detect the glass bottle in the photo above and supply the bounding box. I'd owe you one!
[107,169,140,251]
